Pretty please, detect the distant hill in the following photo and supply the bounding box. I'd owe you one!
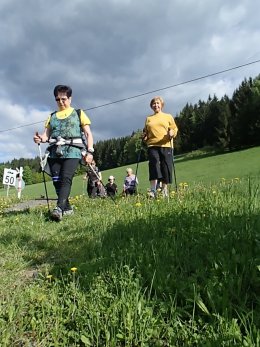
[2,146,259,199]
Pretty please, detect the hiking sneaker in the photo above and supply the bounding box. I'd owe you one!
[63,208,74,216]
[162,188,168,198]
[51,207,63,221]
[148,190,156,199]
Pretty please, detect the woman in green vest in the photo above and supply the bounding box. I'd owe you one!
[33,85,94,221]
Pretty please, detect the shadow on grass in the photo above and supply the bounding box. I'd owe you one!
[3,202,258,321]
[175,146,257,164]
[175,151,221,164]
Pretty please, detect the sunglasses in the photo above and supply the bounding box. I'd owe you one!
[55,97,68,102]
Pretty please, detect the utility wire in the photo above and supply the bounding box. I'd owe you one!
[85,59,260,111]
[1,59,260,134]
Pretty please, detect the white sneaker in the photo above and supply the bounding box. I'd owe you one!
[162,188,168,198]
[148,190,156,199]
[51,207,63,221]
[63,208,74,216]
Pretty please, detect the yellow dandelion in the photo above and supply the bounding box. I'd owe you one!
[135,202,142,207]
[70,267,78,272]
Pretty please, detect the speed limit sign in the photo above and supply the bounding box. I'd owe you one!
[3,168,17,187]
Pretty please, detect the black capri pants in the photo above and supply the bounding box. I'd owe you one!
[148,146,173,184]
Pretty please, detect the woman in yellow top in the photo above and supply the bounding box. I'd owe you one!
[143,96,178,198]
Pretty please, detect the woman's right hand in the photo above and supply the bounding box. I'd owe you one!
[33,132,42,144]
[141,131,147,142]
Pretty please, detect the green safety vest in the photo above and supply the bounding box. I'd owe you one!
[49,109,83,159]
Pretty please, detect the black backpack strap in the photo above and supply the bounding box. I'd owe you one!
[76,109,88,151]
[75,108,81,120]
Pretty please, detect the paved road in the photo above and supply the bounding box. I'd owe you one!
[4,199,56,212]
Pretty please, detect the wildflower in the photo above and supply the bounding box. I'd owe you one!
[70,267,78,273]
[135,202,142,207]
[46,274,53,281]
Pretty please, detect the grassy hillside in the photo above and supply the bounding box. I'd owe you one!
[0,167,259,345]
[2,146,260,199]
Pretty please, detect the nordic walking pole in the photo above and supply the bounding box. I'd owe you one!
[87,163,117,204]
[171,144,178,192]
[133,145,142,194]
[168,126,178,192]
[38,142,51,212]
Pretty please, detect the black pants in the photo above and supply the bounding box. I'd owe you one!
[148,146,173,184]
[87,181,99,198]
[48,158,80,210]
[125,187,136,195]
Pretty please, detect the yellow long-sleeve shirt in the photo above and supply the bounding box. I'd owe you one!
[144,112,178,147]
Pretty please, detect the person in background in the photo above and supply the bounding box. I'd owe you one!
[105,175,117,197]
[123,168,138,196]
[86,159,102,198]
[142,96,178,198]
[33,84,94,221]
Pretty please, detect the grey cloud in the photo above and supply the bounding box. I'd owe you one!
[0,0,260,161]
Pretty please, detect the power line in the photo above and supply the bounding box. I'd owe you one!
[85,59,260,111]
[1,59,260,134]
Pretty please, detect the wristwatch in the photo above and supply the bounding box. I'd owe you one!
[87,148,94,154]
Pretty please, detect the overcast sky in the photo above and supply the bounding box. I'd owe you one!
[0,0,259,163]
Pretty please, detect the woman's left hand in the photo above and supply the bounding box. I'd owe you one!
[84,153,93,164]
[168,129,175,139]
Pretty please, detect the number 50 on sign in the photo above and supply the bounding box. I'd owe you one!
[3,168,17,186]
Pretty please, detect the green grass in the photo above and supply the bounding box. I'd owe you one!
[1,146,260,199]
[0,147,259,346]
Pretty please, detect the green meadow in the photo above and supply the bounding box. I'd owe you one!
[0,147,259,346]
[2,146,260,199]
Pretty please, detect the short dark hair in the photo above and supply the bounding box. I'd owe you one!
[53,85,72,98]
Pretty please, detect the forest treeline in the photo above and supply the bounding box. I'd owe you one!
[1,75,260,187]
